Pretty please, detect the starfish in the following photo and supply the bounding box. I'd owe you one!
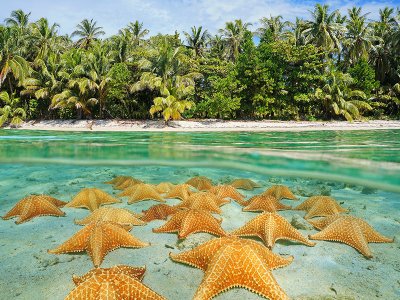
[114,178,144,190]
[66,265,166,300]
[65,188,121,211]
[229,178,261,190]
[186,176,213,191]
[127,184,165,204]
[104,176,132,185]
[293,196,348,219]
[242,194,292,212]
[209,185,245,204]
[74,207,145,227]
[165,184,193,200]
[175,192,226,214]
[309,215,394,258]
[152,209,226,239]
[170,236,293,300]
[231,212,315,248]
[154,182,175,194]
[141,204,180,222]
[262,185,297,201]
[2,195,66,224]
[48,221,150,267]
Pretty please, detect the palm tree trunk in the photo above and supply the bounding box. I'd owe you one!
[8,77,13,95]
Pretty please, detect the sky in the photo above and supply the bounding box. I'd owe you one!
[0,0,398,36]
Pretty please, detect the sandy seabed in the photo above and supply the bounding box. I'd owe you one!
[9,119,400,132]
[0,164,398,300]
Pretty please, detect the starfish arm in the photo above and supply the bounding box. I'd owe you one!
[276,217,316,247]
[358,220,394,243]
[152,212,182,234]
[118,274,167,300]
[48,224,92,254]
[309,219,373,258]
[193,245,289,300]
[16,199,65,224]
[252,241,294,270]
[65,277,101,300]
[231,218,260,238]
[1,198,27,220]
[178,211,226,239]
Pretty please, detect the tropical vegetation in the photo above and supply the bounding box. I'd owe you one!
[0,4,399,126]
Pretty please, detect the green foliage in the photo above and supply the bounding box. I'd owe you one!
[0,91,26,126]
[348,59,380,96]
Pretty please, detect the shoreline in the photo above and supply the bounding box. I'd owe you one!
[6,119,400,132]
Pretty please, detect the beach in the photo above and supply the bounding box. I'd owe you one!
[8,119,400,132]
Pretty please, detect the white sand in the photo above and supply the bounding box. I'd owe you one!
[0,165,398,300]
[9,119,400,132]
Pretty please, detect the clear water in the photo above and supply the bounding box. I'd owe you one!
[0,129,399,299]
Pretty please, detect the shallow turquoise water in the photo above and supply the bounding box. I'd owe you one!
[0,129,399,299]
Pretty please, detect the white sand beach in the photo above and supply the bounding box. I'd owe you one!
[8,119,400,132]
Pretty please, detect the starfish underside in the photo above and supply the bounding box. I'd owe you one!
[262,185,297,200]
[66,265,166,300]
[65,188,121,211]
[74,207,145,227]
[2,195,66,224]
[231,212,315,248]
[153,209,226,239]
[48,221,149,267]
[308,215,394,258]
[141,204,180,222]
[242,194,292,212]
[293,196,348,219]
[170,236,292,300]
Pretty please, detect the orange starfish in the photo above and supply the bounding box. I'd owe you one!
[170,236,293,300]
[65,188,121,211]
[242,194,292,212]
[48,221,149,267]
[141,204,180,222]
[293,195,348,219]
[114,178,144,190]
[165,184,193,200]
[153,209,226,239]
[231,212,315,248]
[175,192,225,214]
[262,185,297,200]
[127,184,165,204]
[229,178,261,190]
[154,182,175,194]
[66,265,166,300]
[74,207,145,227]
[186,176,213,191]
[209,185,245,204]
[2,195,66,224]
[309,215,394,258]
[104,175,131,185]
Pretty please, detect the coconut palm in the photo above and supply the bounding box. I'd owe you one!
[288,17,307,46]
[72,19,105,49]
[304,4,343,53]
[4,10,31,29]
[184,26,209,57]
[0,27,30,90]
[314,69,372,121]
[219,19,252,62]
[31,18,60,61]
[257,15,290,41]
[126,21,149,45]
[0,91,26,127]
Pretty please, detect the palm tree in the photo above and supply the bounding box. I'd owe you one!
[344,7,374,66]
[287,18,307,46]
[208,34,225,59]
[184,26,209,57]
[31,18,60,61]
[72,19,105,49]
[126,21,149,45]
[4,10,31,29]
[0,91,26,127]
[304,4,343,54]
[257,15,290,41]
[0,27,30,91]
[314,69,372,121]
[219,19,252,62]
